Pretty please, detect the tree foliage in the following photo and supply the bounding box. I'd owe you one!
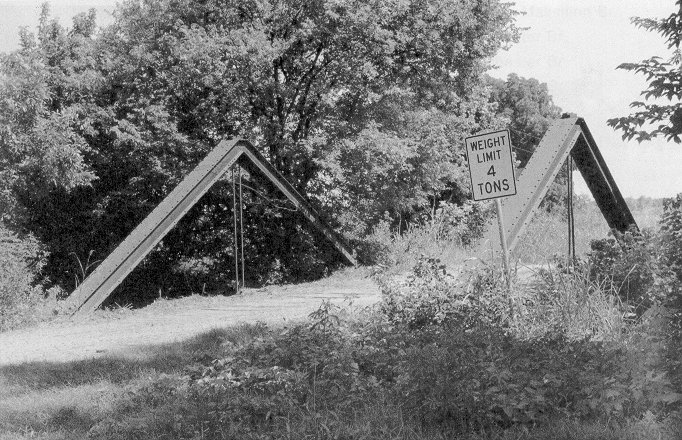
[316,85,501,235]
[608,1,682,143]
[0,5,97,222]
[0,0,525,298]
[487,73,566,210]
[487,73,562,167]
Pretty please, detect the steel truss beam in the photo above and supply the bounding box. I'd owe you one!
[68,139,356,315]
[483,115,637,255]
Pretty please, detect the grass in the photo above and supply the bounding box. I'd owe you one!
[364,196,665,276]
[0,324,269,439]
[468,416,681,440]
[0,312,679,439]
[364,218,472,275]
[508,265,628,341]
[0,197,678,439]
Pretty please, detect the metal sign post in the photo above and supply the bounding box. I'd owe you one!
[495,198,511,289]
[465,129,517,288]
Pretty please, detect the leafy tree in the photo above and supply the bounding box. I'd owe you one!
[608,1,682,143]
[486,73,562,167]
[1,0,521,298]
[0,5,97,224]
[487,73,568,210]
[315,85,501,236]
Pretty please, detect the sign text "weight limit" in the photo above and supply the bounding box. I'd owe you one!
[465,129,517,201]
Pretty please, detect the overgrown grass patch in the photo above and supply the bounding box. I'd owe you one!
[72,259,679,439]
[0,324,268,396]
[0,324,270,439]
[0,381,121,434]
[467,414,680,440]
[2,298,679,439]
[362,217,472,274]
[504,196,662,266]
[2,196,680,439]
[359,197,661,274]
[509,263,627,341]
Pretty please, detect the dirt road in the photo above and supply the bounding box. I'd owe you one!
[0,270,381,367]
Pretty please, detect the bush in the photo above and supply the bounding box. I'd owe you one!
[376,254,508,331]
[0,223,53,332]
[422,200,492,246]
[588,228,678,315]
[661,193,682,284]
[90,256,681,439]
[391,330,631,429]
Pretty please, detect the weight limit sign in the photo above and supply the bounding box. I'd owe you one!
[465,129,517,201]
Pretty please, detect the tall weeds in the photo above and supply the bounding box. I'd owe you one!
[363,217,472,274]
[510,263,627,341]
[0,224,57,332]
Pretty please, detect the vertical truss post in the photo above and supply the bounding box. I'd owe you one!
[232,168,240,294]
[567,156,576,261]
[239,170,245,288]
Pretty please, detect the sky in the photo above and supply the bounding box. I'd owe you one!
[491,0,682,199]
[0,0,680,199]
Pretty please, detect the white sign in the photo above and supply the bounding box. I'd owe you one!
[465,129,517,201]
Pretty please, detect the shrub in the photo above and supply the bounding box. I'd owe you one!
[376,254,508,331]
[422,200,492,246]
[0,223,53,332]
[588,228,678,315]
[90,256,681,439]
[392,331,628,429]
[661,193,682,283]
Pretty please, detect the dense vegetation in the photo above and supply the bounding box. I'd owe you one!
[1,199,678,439]
[88,199,682,439]
[1,2,681,438]
[0,0,569,308]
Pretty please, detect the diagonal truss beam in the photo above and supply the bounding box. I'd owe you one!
[68,139,356,315]
[572,119,637,232]
[483,115,637,255]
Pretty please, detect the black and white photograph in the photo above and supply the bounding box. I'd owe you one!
[0,1,680,438]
